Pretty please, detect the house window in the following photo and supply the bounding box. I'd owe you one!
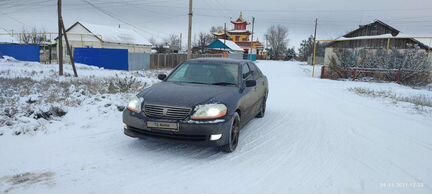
[235,36,239,41]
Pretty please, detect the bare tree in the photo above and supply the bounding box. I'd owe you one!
[162,34,181,52]
[193,32,214,53]
[148,37,157,46]
[210,26,224,34]
[19,28,48,44]
[265,25,289,60]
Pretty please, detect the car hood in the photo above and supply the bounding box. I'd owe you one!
[138,81,239,108]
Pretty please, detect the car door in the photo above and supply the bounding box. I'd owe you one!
[247,62,265,115]
[239,63,256,122]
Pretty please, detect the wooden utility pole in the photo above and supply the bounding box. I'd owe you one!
[248,17,255,60]
[58,0,63,76]
[250,17,255,56]
[187,0,193,59]
[57,0,78,77]
[61,21,78,77]
[312,18,318,77]
[179,33,182,51]
[224,23,226,45]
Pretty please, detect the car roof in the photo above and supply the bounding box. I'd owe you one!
[186,57,251,65]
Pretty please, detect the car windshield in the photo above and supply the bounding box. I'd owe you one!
[166,63,239,86]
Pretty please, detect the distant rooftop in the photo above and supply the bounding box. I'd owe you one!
[208,39,244,52]
[70,21,152,46]
[231,12,248,24]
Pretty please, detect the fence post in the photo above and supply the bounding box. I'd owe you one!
[396,69,401,84]
[49,46,52,64]
[320,66,325,79]
[81,34,83,47]
[352,69,356,80]
[157,54,160,69]
[163,54,166,68]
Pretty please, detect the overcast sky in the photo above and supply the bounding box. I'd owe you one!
[1,0,432,48]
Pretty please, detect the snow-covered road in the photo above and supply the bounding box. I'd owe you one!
[1,61,432,194]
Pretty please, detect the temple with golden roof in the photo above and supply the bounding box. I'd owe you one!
[213,12,264,57]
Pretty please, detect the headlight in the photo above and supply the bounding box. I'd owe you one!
[127,96,143,113]
[191,104,227,120]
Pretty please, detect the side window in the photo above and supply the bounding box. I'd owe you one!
[250,63,263,79]
[247,62,259,80]
[242,63,252,80]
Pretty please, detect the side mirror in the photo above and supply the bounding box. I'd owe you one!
[157,74,167,81]
[245,80,256,87]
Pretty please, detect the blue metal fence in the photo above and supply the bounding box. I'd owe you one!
[247,54,257,61]
[74,48,128,70]
[0,44,40,62]
[128,53,150,70]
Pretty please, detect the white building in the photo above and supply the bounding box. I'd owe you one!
[58,21,152,62]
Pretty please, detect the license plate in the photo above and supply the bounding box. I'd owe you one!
[147,121,178,131]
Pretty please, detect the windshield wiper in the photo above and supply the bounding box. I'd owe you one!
[184,81,207,85]
[211,82,236,86]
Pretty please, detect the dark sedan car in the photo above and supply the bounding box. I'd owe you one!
[123,58,268,152]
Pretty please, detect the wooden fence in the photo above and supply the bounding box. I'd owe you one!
[149,53,224,69]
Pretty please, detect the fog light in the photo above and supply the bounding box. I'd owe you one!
[210,134,222,141]
[123,123,127,129]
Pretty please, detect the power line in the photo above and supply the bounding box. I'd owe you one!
[0,11,28,26]
[82,4,432,13]
[194,12,432,23]
[6,1,421,13]
[80,0,163,38]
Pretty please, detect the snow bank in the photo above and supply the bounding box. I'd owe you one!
[0,59,167,136]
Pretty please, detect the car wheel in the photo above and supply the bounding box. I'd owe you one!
[221,113,240,153]
[256,97,266,118]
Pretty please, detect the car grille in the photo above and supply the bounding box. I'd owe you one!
[144,104,192,120]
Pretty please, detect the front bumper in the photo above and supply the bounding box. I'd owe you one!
[122,110,233,146]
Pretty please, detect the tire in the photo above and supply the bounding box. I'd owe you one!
[256,97,266,118]
[221,113,240,153]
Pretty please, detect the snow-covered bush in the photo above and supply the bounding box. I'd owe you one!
[329,47,432,85]
[107,75,146,93]
[0,74,157,135]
